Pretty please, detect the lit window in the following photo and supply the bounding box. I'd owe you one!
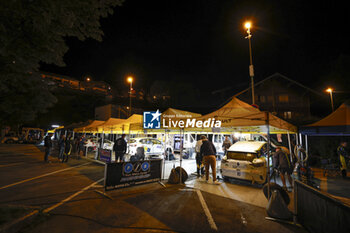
[283,111,292,119]
[279,95,289,103]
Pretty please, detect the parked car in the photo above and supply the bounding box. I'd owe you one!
[1,132,20,144]
[128,137,173,160]
[220,140,272,184]
[85,137,114,152]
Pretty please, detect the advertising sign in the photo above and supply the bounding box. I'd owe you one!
[104,159,162,190]
[99,148,112,163]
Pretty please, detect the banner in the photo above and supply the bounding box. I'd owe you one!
[99,148,112,163]
[104,159,162,190]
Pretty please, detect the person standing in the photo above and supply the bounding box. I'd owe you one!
[78,135,86,157]
[337,141,349,178]
[62,136,73,163]
[222,136,232,155]
[58,135,65,161]
[44,133,53,162]
[195,135,205,177]
[200,136,220,184]
[274,147,294,190]
[113,134,127,162]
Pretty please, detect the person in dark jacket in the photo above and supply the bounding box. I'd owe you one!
[337,141,349,178]
[200,136,221,184]
[273,147,293,190]
[62,136,73,163]
[44,133,53,162]
[58,135,65,161]
[114,134,127,162]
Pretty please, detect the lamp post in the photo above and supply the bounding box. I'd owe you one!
[244,21,255,105]
[127,76,133,117]
[326,88,334,112]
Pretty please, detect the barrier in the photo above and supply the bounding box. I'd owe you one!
[104,159,162,191]
[98,148,112,163]
[295,180,350,233]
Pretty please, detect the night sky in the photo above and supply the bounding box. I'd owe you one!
[40,0,349,97]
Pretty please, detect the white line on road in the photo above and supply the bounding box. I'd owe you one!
[196,189,218,231]
[43,178,104,213]
[0,162,91,190]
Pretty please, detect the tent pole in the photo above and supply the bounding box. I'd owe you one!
[162,129,166,180]
[266,112,271,200]
[287,132,292,161]
[305,135,308,155]
[179,128,183,184]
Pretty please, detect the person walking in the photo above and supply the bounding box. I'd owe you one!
[222,136,232,155]
[44,133,53,162]
[113,134,127,162]
[200,136,221,184]
[337,141,349,178]
[195,135,205,177]
[58,135,65,161]
[273,147,294,191]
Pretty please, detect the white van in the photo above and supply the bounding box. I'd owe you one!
[220,141,271,184]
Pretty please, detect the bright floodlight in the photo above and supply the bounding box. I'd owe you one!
[127,76,133,83]
[326,88,333,93]
[245,22,252,29]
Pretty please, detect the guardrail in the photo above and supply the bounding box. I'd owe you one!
[294,180,350,233]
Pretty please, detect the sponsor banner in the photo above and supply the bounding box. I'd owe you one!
[104,159,162,190]
[99,148,112,163]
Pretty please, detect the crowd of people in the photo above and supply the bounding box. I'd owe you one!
[43,134,87,163]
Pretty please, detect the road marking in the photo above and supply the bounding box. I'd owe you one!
[43,178,104,213]
[0,162,24,167]
[196,189,218,231]
[0,162,91,190]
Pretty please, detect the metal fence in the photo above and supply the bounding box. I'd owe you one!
[295,180,350,233]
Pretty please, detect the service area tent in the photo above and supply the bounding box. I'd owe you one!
[199,97,297,133]
[73,120,105,133]
[300,102,350,136]
[96,118,126,133]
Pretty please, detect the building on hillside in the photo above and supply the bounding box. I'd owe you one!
[41,72,111,95]
[213,73,328,125]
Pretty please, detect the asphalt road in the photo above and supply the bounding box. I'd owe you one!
[0,144,306,233]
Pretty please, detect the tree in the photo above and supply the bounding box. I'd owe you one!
[0,0,124,126]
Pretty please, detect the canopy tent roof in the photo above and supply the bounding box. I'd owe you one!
[300,102,350,136]
[73,120,105,133]
[101,114,143,133]
[64,121,91,130]
[95,118,126,132]
[199,97,297,133]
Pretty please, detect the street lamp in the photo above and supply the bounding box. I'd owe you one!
[127,76,133,116]
[326,87,334,112]
[244,21,255,105]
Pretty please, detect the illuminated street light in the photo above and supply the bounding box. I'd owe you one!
[127,76,134,116]
[326,87,334,112]
[86,76,91,82]
[244,21,255,105]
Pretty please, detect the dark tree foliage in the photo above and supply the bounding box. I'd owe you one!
[0,0,123,126]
